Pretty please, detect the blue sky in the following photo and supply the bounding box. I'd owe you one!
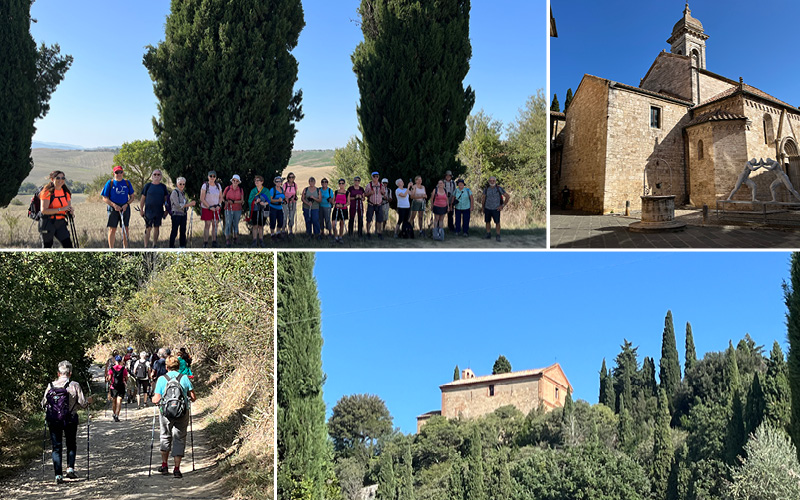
[551,0,800,112]
[315,251,794,434]
[29,0,545,150]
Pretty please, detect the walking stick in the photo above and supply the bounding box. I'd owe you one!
[68,213,79,249]
[85,382,91,480]
[148,405,157,477]
[118,208,129,248]
[190,402,195,471]
[42,418,47,480]
[188,208,194,248]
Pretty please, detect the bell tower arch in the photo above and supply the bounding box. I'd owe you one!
[667,3,708,69]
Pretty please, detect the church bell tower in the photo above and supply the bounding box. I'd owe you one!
[666,3,708,69]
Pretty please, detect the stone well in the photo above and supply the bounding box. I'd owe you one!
[628,195,686,232]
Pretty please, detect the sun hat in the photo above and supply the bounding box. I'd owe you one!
[231,174,241,182]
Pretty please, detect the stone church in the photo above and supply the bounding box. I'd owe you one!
[416,364,572,433]
[552,3,800,213]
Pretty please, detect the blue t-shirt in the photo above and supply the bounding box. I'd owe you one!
[269,187,285,210]
[141,182,169,216]
[102,179,135,206]
[154,371,193,405]
[318,187,333,208]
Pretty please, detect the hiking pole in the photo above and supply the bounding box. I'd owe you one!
[85,382,91,480]
[42,418,47,481]
[190,402,195,471]
[118,208,129,247]
[68,213,79,249]
[148,404,157,477]
[188,208,194,248]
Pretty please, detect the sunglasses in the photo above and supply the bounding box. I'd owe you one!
[288,176,295,179]
[209,175,216,178]
[55,176,65,180]
[153,173,162,176]
[339,182,345,185]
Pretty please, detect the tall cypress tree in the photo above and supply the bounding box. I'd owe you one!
[599,358,609,405]
[397,444,415,500]
[276,253,327,499]
[685,322,697,375]
[561,387,575,446]
[352,0,475,191]
[563,88,574,111]
[724,341,746,465]
[144,0,304,203]
[453,365,460,381]
[550,94,560,112]
[744,371,766,437]
[786,252,800,460]
[617,394,634,454]
[642,356,658,397]
[377,450,396,500]
[465,431,486,500]
[1,0,72,207]
[660,310,681,414]
[764,341,791,432]
[447,459,465,500]
[613,340,638,413]
[652,388,672,499]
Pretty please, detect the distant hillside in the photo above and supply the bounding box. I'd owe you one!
[288,150,334,168]
[31,141,84,150]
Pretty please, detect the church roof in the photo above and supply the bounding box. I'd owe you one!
[551,111,565,120]
[610,81,693,106]
[440,363,572,390]
[686,109,747,127]
[695,81,799,112]
[667,3,708,44]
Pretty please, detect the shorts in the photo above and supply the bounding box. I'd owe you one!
[333,207,349,221]
[484,208,501,224]
[411,200,425,212]
[367,204,385,223]
[201,208,222,221]
[144,212,163,228]
[159,413,189,457]
[251,209,268,227]
[432,205,447,216]
[137,379,150,393]
[110,384,125,399]
[107,206,131,228]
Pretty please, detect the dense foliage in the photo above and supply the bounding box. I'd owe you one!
[112,140,164,195]
[329,394,394,460]
[144,0,304,204]
[787,252,800,460]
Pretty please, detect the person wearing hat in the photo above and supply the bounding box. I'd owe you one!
[101,165,135,249]
[443,170,456,232]
[268,176,287,240]
[283,173,298,237]
[394,179,410,238]
[222,174,245,247]
[332,178,349,243]
[248,176,269,246]
[346,176,366,237]
[364,172,387,239]
[380,178,393,234]
[452,178,474,237]
[318,178,334,238]
[168,177,196,248]
[139,169,170,248]
[200,170,223,248]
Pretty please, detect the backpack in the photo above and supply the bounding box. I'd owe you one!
[45,381,74,426]
[134,360,149,380]
[400,220,415,239]
[433,227,445,241]
[165,189,180,215]
[28,186,44,221]
[160,373,187,421]
[111,366,125,387]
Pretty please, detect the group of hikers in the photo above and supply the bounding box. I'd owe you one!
[41,346,196,484]
[32,165,512,248]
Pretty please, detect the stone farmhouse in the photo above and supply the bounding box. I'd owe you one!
[416,364,572,433]
[552,3,800,214]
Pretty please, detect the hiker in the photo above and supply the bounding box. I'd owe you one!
[332,179,349,244]
[179,347,193,368]
[410,176,427,236]
[178,349,194,379]
[430,179,449,239]
[200,170,222,248]
[222,174,245,247]
[152,355,197,478]
[248,176,269,247]
[124,347,137,403]
[482,176,511,242]
[452,179,474,237]
[101,165,135,249]
[38,170,75,248]
[301,177,322,238]
[151,349,169,384]
[268,176,287,240]
[108,355,127,422]
[364,172,386,239]
[139,169,169,248]
[318,178,334,238]
[394,179,410,238]
[381,178,393,234]
[283,173,298,237]
[133,352,152,408]
[443,170,457,232]
[42,360,93,484]
[347,176,365,237]
[168,177,197,248]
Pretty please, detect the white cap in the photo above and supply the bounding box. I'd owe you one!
[381,178,388,183]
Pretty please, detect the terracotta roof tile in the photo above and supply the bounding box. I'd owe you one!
[697,83,797,111]
[551,111,565,119]
[440,363,564,389]
[686,109,747,127]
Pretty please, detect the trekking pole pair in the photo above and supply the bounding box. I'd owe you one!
[67,213,79,249]
[118,207,129,246]
[187,207,194,248]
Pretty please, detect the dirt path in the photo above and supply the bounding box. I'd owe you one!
[0,367,230,500]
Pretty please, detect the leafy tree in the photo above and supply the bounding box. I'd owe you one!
[564,88,574,111]
[397,444,415,500]
[728,423,800,500]
[453,365,460,381]
[785,252,800,459]
[144,0,304,205]
[764,341,791,432]
[113,140,163,195]
[332,136,370,185]
[277,253,328,499]
[447,459,465,500]
[457,110,506,191]
[685,322,697,374]
[376,449,396,500]
[1,0,72,207]
[336,457,366,500]
[415,415,463,469]
[328,393,394,459]
[353,0,475,192]
[550,94,560,112]
[505,91,548,223]
[492,355,511,375]
[492,459,513,500]
[652,388,672,498]
[660,310,681,413]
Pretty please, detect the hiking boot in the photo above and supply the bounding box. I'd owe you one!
[496,235,501,242]
[225,240,231,247]
[173,468,183,479]
[55,475,63,484]
[203,241,208,248]
[211,240,218,248]
[378,234,383,241]
[158,464,169,475]
[251,240,258,247]
[463,232,469,237]
[484,233,491,239]
[113,415,120,422]
[65,469,77,479]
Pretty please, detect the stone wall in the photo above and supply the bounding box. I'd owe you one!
[441,377,541,420]
[640,52,692,101]
[603,87,690,212]
[696,71,735,104]
[557,75,609,212]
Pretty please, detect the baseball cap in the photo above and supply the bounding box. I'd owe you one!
[112,166,123,173]
[274,176,283,182]
[127,346,134,351]
[381,178,388,183]
[115,355,122,362]
[371,171,379,176]
[231,174,241,182]
[445,170,453,176]
[457,178,465,185]
[354,176,361,181]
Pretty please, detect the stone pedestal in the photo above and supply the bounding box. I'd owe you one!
[628,195,686,232]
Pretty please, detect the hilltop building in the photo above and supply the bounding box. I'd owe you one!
[552,3,800,213]
[416,364,572,433]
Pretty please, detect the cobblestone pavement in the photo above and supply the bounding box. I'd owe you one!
[550,210,800,248]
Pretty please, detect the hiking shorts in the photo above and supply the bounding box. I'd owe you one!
[484,208,501,224]
[137,379,150,393]
[201,208,221,222]
[433,205,447,216]
[159,413,189,457]
[333,207,348,221]
[107,206,131,228]
[144,212,164,228]
[367,203,385,223]
[110,384,125,399]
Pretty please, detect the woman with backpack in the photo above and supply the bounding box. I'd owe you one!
[133,352,151,408]
[332,179,349,244]
[268,176,287,240]
[38,170,75,248]
[168,177,197,248]
[394,179,410,238]
[222,174,245,247]
[429,179,449,240]
[199,170,223,248]
[409,176,427,236]
[42,360,93,484]
[302,177,322,239]
[152,355,197,479]
[108,355,127,422]
[248,176,269,247]
[283,173,298,237]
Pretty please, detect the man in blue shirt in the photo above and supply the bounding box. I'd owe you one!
[152,355,196,478]
[101,166,135,248]
[139,169,170,248]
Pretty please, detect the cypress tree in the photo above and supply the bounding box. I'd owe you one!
[377,449,396,500]
[744,371,766,437]
[447,459,465,500]
[561,387,575,446]
[652,388,672,499]
[465,431,486,500]
[352,0,475,192]
[599,358,609,405]
[397,444,415,500]
[602,374,615,409]
[276,253,327,499]
[492,355,511,375]
[564,88,574,111]
[617,394,634,454]
[642,356,657,397]
[453,365,460,381]
[1,0,72,207]
[613,340,638,413]
[666,442,690,500]
[660,310,681,414]
[786,252,800,459]
[550,94,560,112]
[685,322,697,374]
[494,460,513,500]
[144,0,304,204]
[764,341,791,432]
[725,341,746,465]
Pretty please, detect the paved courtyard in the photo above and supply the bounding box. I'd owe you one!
[551,210,800,248]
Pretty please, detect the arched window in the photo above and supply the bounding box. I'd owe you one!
[764,114,774,145]
[698,140,704,160]
[691,49,700,67]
